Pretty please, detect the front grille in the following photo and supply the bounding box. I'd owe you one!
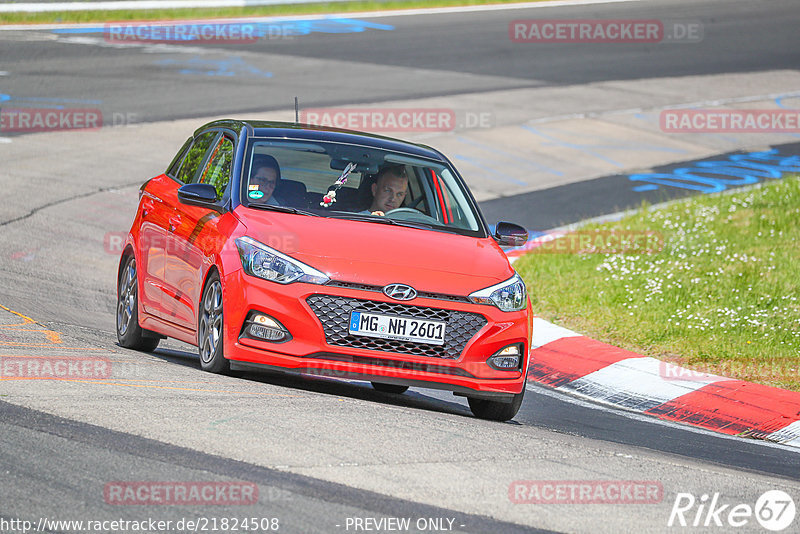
[306,294,486,359]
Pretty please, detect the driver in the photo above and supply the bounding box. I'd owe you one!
[361,165,408,216]
[249,155,281,205]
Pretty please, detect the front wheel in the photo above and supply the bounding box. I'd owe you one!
[468,386,525,422]
[116,255,160,352]
[198,272,229,374]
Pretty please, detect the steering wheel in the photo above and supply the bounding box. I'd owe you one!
[384,207,440,225]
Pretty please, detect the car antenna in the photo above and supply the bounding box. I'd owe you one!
[294,97,299,124]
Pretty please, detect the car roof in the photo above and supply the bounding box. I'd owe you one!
[195,119,446,161]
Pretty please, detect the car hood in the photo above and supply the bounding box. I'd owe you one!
[234,208,514,296]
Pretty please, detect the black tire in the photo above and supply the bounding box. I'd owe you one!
[371,382,409,394]
[468,386,525,422]
[116,255,160,352]
[198,271,229,374]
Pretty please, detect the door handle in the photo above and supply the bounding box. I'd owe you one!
[141,200,155,218]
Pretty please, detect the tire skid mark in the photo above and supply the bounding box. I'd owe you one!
[0,305,308,395]
[0,304,64,346]
[0,303,36,326]
[0,180,145,228]
[0,376,302,396]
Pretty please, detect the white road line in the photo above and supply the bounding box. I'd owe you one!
[531,317,581,348]
[768,421,800,447]
[0,0,350,14]
[56,35,217,54]
[526,381,800,452]
[319,0,642,19]
[0,138,13,144]
[0,0,640,27]
[526,90,800,125]
[0,71,8,76]
[562,356,727,411]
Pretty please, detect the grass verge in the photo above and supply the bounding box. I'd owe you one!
[1,0,546,25]
[515,175,800,391]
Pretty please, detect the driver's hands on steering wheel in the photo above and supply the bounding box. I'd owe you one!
[370,210,385,216]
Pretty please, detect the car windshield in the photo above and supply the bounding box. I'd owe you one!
[241,138,485,236]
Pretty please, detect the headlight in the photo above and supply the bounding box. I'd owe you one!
[468,273,527,312]
[235,236,329,285]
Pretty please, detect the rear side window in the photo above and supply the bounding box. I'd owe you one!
[175,131,218,184]
[166,137,192,179]
[197,136,234,198]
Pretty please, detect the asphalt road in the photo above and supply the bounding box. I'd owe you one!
[1,400,541,534]
[1,0,800,532]
[1,0,798,122]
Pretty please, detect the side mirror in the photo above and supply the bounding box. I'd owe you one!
[177,183,223,212]
[494,221,528,247]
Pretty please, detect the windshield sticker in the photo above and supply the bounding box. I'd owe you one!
[249,184,259,190]
[249,190,264,199]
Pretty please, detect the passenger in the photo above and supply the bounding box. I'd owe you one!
[248,155,282,206]
[360,165,408,216]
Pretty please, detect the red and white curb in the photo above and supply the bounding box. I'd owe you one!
[528,318,800,448]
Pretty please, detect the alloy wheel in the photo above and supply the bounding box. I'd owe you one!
[199,280,223,364]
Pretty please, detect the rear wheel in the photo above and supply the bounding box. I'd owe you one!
[371,382,409,394]
[468,386,525,422]
[198,272,229,374]
[116,256,160,352]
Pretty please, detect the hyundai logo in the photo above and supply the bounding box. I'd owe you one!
[383,283,417,301]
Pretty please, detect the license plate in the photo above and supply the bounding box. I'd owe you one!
[348,311,446,345]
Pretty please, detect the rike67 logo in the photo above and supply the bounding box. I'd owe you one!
[668,490,795,531]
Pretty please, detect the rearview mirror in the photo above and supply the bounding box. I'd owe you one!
[494,222,528,247]
[330,158,379,175]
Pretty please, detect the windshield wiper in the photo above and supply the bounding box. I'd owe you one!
[328,213,433,230]
[248,204,320,217]
[329,213,397,224]
[389,219,433,230]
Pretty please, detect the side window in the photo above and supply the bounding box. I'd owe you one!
[175,131,218,184]
[435,169,479,231]
[197,136,234,198]
[166,137,192,178]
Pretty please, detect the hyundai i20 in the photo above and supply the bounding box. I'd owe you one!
[116,120,531,421]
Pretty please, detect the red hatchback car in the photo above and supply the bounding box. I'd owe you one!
[116,120,531,420]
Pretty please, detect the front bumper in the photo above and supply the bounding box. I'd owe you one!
[222,270,531,397]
